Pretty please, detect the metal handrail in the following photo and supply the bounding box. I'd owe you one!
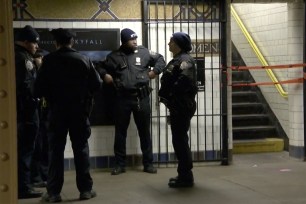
[231,5,288,98]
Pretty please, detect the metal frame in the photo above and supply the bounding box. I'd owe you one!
[142,0,229,165]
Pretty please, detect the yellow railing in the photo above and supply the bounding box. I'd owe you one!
[231,5,288,98]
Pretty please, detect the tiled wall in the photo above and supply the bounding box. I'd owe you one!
[231,3,305,159]
[287,2,304,158]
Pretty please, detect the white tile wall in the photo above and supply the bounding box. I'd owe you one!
[287,2,304,147]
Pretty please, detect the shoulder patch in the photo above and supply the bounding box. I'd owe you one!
[25,60,34,71]
[180,61,190,70]
[149,50,158,56]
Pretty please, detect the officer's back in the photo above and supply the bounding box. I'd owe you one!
[34,29,102,107]
[34,28,101,202]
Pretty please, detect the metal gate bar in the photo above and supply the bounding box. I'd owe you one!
[142,0,229,165]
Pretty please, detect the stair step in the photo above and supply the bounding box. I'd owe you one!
[232,80,254,83]
[232,91,257,95]
[233,125,277,140]
[232,86,252,92]
[232,102,262,107]
[233,138,284,154]
[231,80,254,90]
[232,114,269,119]
[232,114,270,126]
[232,102,264,114]
[232,91,259,103]
[231,70,252,81]
[233,125,275,131]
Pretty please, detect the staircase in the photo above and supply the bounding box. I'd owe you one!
[231,43,287,154]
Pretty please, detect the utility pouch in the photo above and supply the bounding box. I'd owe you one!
[137,85,153,99]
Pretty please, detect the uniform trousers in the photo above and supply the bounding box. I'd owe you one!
[17,110,39,193]
[46,104,93,195]
[31,119,48,184]
[114,95,153,168]
[170,111,193,180]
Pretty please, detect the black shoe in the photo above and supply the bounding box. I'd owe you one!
[18,189,43,199]
[111,166,126,175]
[169,176,179,182]
[143,165,157,174]
[168,178,194,188]
[41,192,62,203]
[79,190,97,200]
[32,181,47,188]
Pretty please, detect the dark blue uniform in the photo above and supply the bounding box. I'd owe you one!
[34,47,102,196]
[30,98,49,187]
[15,44,40,195]
[159,52,197,183]
[102,45,165,169]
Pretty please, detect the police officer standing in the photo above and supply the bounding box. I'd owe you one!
[30,52,48,188]
[158,32,197,188]
[98,28,165,175]
[14,25,43,199]
[34,28,102,202]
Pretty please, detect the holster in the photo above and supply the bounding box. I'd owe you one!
[137,85,153,99]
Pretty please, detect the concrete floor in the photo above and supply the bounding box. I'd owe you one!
[19,151,306,204]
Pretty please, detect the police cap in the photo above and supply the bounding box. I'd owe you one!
[15,25,40,43]
[172,32,192,52]
[121,28,138,44]
[50,28,76,45]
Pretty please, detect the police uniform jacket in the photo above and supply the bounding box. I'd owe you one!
[34,47,102,108]
[159,52,197,115]
[102,45,165,92]
[15,44,38,122]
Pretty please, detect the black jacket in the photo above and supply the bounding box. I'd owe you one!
[34,47,102,107]
[159,52,197,115]
[15,44,38,121]
[99,45,165,91]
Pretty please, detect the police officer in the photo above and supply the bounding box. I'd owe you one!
[98,28,165,175]
[14,25,43,199]
[30,52,48,188]
[34,28,102,202]
[159,32,197,188]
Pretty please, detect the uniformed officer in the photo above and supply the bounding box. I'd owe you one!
[159,32,198,188]
[30,52,48,188]
[98,28,165,175]
[14,25,43,199]
[34,28,102,202]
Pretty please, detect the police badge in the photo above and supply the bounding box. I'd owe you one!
[135,57,141,66]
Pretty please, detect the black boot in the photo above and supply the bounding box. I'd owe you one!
[168,172,194,188]
[168,177,194,188]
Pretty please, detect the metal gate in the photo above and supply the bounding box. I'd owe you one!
[142,0,229,165]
